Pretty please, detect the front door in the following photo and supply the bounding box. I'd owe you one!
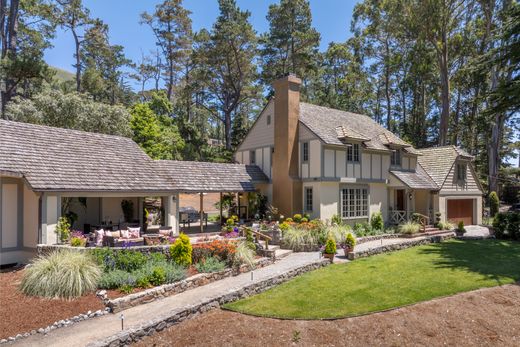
[396,189,405,211]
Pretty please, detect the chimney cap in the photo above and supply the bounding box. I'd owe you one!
[273,73,302,86]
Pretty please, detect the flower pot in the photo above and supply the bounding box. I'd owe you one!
[323,253,335,263]
[343,246,353,257]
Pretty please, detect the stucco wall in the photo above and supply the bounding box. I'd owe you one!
[101,197,138,225]
[1,182,18,248]
[369,182,388,221]
[23,184,39,248]
[319,182,339,222]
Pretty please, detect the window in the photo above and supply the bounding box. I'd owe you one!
[305,187,313,212]
[250,150,256,165]
[341,187,368,218]
[347,143,360,162]
[267,115,271,125]
[391,149,401,166]
[302,142,309,162]
[457,163,467,181]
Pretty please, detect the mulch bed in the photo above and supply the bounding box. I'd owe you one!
[0,269,104,339]
[135,284,520,347]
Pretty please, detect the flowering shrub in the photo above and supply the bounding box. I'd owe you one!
[70,230,87,247]
[223,231,239,238]
[192,240,236,265]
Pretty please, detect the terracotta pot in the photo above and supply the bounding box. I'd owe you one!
[343,246,353,257]
[323,253,334,263]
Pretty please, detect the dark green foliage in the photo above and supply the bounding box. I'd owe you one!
[489,191,499,217]
[370,212,384,231]
[493,212,520,240]
[435,212,442,228]
[457,221,466,234]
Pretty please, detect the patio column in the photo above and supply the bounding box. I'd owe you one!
[236,192,240,219]
[200,192,204,233]
[41,193,61,244]
[164,194,178,235]
[219,192,223,225]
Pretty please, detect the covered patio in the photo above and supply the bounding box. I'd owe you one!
[155,160,270,233]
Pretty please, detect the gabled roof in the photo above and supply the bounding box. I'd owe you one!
[299,103,417,154]
[155,160,269,193]
[416,146,474,187]
[0,120,175,192]
[390,164,439,190]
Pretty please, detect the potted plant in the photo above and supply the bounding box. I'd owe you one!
[322,237,336,263]
[341,232,356,256]
[456,221,466,237]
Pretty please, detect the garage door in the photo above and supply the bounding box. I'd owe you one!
[447,199,474,225]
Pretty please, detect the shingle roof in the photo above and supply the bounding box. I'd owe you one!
[155,160,269,192]
[390,164,439,190]
[299,103,417,154]
[416,146,473,187]
[0,120,176,192]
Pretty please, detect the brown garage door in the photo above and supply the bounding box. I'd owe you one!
[447,199,474,225]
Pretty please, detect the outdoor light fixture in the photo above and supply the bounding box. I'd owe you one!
[120,313,124,331]
[408,193,413,200]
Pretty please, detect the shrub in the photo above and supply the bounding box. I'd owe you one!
[303,213,311,220]
[285,217,294,223]
[164,263,187,283]
[20,250,101,299]
[324,237,336,254]
[119,284,133,294]
[353,222,372,237]
[98,270,135,289]
[331,214,342,226]
[434,212,442,228]
[300,217,308,223]
[457,221,466,234]
[398,221,421,235]
[70,236,87,247]
[226,218,235,226]
[326,225,351,244]
[195,256,226,273]
[438,221,455,230]
[148,266,166,286]
[489,191,499,217]
[492,212,508,238]
[345,233,356,248]
[234,241,255,267]
[55,216,71,243]
[282,226,318,250]
[370,212,384,231]
[279,222,289,232]
[293,214,302,223]
[508,212,520,240]
[114,250,147,272]
[170,233,192,266]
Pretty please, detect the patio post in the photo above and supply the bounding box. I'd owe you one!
[236,192,240,219]
[219,192,223,225]
[200,192,204,233]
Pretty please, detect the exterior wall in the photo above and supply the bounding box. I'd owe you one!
[437,194,482,225]
[1,181,19,249]
[237,100,274,151]
[256,183,273,206]
[414,190,430,216]
[308,140,321,177]
[441,161,482,193]
[369,183,388,221]
[301,182,320,220]
[101,197,138,224]
[319,182,339,222]
[23,184,39,248]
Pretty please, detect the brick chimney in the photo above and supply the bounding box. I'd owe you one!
[272,74,302,217]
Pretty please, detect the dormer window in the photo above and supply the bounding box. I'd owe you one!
[250,150,256,165]
[457,163,467,181]
[267,115,271,125]
[347,143,360,162]
[391,149,401,166]
[302,142,309,162]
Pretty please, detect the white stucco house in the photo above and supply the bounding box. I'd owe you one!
[234,74,484,227]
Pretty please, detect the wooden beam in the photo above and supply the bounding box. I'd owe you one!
[200,192,204,233]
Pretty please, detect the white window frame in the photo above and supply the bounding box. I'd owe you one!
[341,187,368,219]
[457,163,467,181]
[347,143,360,163]
[391,149,401,167]
[302,142,309,162]
[305,187,313,212]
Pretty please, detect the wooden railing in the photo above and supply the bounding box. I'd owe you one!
[242,227,272,249]
[390,210,407,224]
[412,213,430,232]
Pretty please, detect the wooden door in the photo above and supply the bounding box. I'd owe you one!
[396,190,405,211]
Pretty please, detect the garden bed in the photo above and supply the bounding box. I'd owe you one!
[0,269,104,340]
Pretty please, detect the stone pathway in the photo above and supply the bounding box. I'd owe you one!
[461,225,492,239]
[11,252,326,347]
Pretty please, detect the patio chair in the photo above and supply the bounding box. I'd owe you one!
[180,212,190,228]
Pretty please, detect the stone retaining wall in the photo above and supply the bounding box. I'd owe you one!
[347,234,454,260]
[356,234,401,244]
[106,258,273,313]
[37,244,173,257]
[88,259,330,347]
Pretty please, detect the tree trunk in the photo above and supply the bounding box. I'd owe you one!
[2,0,19,116]
[0,0,7,58]
[384,36,392,131]
[438,40,450,146]
[451,90,461,145]
[224,111,232,151]
[72,28,82,92]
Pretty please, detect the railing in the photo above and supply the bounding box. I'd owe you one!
[242,227,272,249]
[390,210,407,224]
[411,213,430,233]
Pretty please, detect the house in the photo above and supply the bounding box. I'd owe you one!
[0,120,268,265]
[234,74,483,226]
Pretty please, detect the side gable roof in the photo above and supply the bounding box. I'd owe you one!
[155,160,269,192]
[298,103,417,154]
[0,120,175,192]
[416,146,477,189]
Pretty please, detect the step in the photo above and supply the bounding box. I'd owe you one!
[274,248,293,260]
[267,244,280,251]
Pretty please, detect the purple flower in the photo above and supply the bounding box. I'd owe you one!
[224,231,239,238]
[233,227,239,233]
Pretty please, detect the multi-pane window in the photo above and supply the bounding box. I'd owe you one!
[302,142,309,162]
[341,188,368,218]
[305,187,313,212]
[457,163,467,181]
[347,143,360,162]
[391,149,401,166]
[267,115,271,125]
[250,150,256,165]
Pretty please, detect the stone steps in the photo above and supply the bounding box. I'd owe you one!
[274,249,293,260]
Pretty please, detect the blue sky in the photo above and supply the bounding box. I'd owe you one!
[44,0,359,82]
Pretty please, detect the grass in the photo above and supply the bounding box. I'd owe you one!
[224,240,520,319]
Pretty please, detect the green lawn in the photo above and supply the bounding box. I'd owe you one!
[224,240,520,319]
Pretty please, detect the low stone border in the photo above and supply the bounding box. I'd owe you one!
[356,234,401,244]
[105,257,273,313]
[88,258,330,347]
[347,234,455,260]
[0,308,110,345]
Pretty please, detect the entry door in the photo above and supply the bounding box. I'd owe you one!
[396,190,405,211]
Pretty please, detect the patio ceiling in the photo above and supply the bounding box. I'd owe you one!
[155,160,269,193]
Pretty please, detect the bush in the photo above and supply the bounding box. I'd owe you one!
[293,214,302,223]
[282,226,318,250]
[55,216,71,243]
[493,212,520,240]
[114,250,147,272]
[20,250,101,299]
[326,225,351,244]
[438,221,454,230]
[192,240,236,265]
[300,217,308,223]
[331,214,342,226]
[457,221,466,234]
[489,191,499,217]
[195,256,226,273]
[70,236,87,247]
[509,212,520,240]
[398,221,421,235]
[370,212,384,231]
[234,241,255,267]
[98,270,136,290]
[279,222,290,232]
[164,263,187,283]
[492,212,508,238]
[285,218,294,223]
[353,222,372,237]
[148,266,166,286]
[324,237,336,254]
[170,233,192,266]
[345,233,356,248]
[434,212,442,228]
